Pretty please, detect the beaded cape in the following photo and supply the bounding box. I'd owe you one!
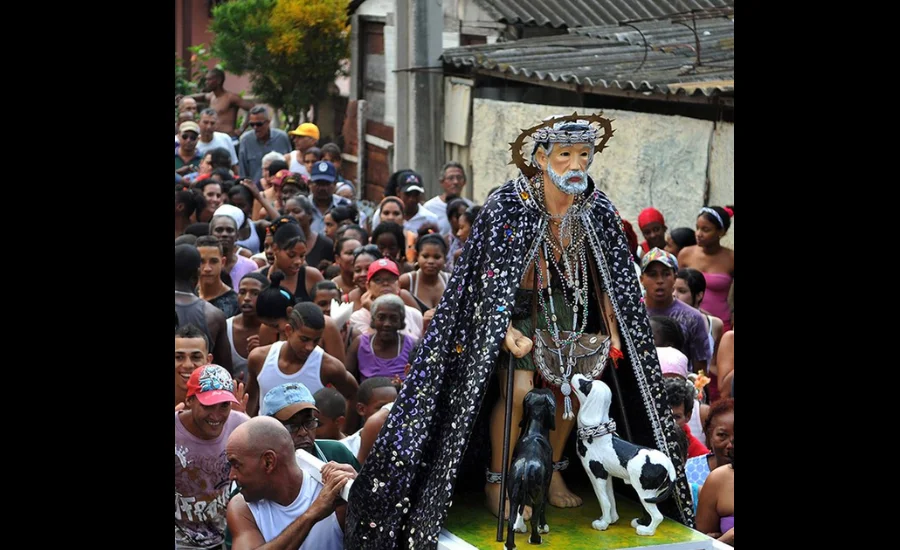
[345,174,694,549]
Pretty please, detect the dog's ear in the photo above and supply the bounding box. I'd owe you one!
[578,377,592,397]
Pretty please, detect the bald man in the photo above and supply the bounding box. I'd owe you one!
[225,417,353,550]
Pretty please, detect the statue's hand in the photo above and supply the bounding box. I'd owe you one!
[502,324,533,358]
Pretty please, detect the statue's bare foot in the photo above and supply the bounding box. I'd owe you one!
[485,482,532,520]
[548,471,583,508]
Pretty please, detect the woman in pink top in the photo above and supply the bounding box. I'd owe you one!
[677,206,734,331]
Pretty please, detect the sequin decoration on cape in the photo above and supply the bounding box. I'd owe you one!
[345,175,694,549]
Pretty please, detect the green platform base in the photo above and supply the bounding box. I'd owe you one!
[443,489,711,550]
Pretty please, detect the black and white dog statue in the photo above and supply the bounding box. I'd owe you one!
[505,388,555,549]
[571,374,676,536]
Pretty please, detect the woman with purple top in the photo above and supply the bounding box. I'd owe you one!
[345,294,415,383]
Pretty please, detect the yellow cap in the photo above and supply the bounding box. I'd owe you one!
[289,122,320,140]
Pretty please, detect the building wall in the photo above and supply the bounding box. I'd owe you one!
[175,0,254,100]
[350,0,506,200]
[469,98,734,248]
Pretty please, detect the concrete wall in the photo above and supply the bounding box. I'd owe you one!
[469,98,734,247]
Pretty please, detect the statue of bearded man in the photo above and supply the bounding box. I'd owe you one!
[346,114,694,549]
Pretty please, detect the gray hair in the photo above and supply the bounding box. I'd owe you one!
[439,161,466,181]
[262,151,284,167]
[370,294,405,317]
[249,105,269,118]
[200,108,217,118]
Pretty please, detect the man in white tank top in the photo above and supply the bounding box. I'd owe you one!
[225,417,352,550]
[246,303,360,430]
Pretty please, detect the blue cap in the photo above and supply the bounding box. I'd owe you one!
[262,382,319,420]
[310,160,337,183]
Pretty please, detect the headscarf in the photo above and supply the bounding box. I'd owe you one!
[638,207,665,229]
[213,204,246,229]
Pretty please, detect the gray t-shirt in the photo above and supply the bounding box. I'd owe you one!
[238,129,292,181]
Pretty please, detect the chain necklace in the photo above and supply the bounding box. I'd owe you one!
[529,170,596,419]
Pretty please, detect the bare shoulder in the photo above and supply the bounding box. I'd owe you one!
[349,332,362,350]
[705,463,732,485]
[321,351,346,373]
[205,301,226,320]
[306,266,324,282]
[247,344,273,370]
[720,330,734,346]
[399,272,411,288]
[227,492,266,546]
[678,245,699,265]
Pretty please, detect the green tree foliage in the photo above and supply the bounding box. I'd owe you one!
[210,0,349,128]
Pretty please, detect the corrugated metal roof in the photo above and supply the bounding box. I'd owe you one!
[473,0,734,29]
[441,18,733,97]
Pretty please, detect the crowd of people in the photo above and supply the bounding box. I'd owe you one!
[174,104,734,549]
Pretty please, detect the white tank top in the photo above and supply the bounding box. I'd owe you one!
[246,469,343,550]
[288,151,307,176]
[257,341,326,403]
[226,317,250,383]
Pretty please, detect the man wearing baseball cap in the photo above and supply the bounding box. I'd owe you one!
[289,122,320,152]
[640,248,710,374]
[262,382,361,470]
[398,172,440,233]
[175,364,249,549]
[348,258,424,340]
[286,122,321,177]
[308,159,352,234]
[176,121,204,175]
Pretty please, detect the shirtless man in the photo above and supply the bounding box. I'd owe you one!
[245,303,359,430]
[180,68,256,139]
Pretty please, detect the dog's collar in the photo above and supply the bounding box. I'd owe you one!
[577,420,617,440]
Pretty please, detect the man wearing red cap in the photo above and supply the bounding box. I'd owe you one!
[638,207,668,257]
[348,258,424,340]
[175,364,250,550]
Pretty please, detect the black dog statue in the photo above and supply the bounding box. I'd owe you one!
[505,388,555,549]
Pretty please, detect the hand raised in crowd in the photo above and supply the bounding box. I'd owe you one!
[232,380,249,413]
[241,178,261,198]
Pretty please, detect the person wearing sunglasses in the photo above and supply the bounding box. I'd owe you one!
[175,121,204,176]
[262,382,361,470]
[238,106,292,183]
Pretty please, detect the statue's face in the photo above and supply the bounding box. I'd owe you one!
[536,143,592,195]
